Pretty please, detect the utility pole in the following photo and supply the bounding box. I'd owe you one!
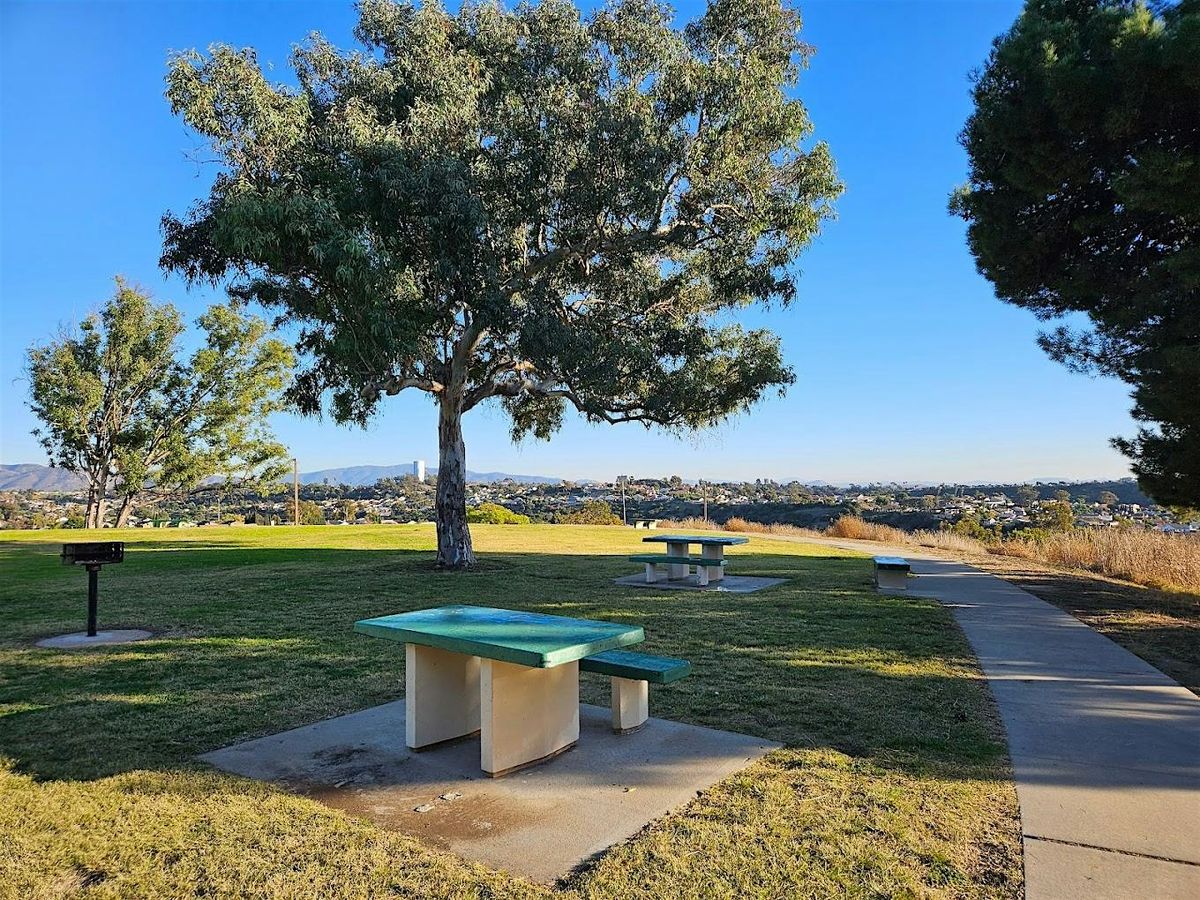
[618,475,628,525]
[293,458,300,526]
[702,480,708,522]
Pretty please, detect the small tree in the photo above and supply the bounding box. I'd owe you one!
[298,499,327,524]
[1015,484,1039,510]
[467,502,531,525]
[1098,490,1119,508]
[559,499,623,525]
[954,0,1200,507]
[26,279,293,527]
[161,0,841,567]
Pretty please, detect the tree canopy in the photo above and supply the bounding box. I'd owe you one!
[26,279,294,527]
[162,0,841,565]
[953,0,1200,506]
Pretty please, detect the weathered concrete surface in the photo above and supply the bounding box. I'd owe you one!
[200,701,778,884]
[35,629,153,649]
[611,573,786,593]
[791,536,1200,899]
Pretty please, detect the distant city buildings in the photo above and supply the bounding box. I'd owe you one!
[413,460,426,482]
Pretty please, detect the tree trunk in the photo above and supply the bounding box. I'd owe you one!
[115,495,136,528]
[435,393,474,568]
[85,475,108,529]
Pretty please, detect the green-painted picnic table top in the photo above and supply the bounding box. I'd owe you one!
[642,534,749,545]
[354,605,644,668]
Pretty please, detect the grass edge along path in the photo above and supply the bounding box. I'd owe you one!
[0,525,1021,898]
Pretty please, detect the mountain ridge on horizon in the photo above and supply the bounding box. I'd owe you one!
[0,461,1140,495]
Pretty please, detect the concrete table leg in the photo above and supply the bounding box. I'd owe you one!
[611,677,648,733]
[644,562,658,583]
[406,644,481,750]
[666,541,689,580]
[875,568,909,591]
[701,544,725,582]
[481,658,579,776]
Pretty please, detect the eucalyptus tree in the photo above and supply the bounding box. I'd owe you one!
[162,0,841,566]
[27,279,293,527]
[954,0,1200,506]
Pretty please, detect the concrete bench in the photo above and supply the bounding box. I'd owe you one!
[628,553,726,586]
[632,519,660,530]
[580,649,691,733]
[873,556,911,591]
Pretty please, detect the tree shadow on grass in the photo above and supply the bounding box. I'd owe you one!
[1,544,1015,789]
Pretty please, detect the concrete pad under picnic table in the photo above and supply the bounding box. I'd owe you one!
[612,572,786,593]
[200,701,779,884]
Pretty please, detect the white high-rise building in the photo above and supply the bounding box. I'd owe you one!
[413,459,426,482]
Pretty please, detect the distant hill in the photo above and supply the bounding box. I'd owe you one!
[0,464,85,491]
[0,462,562,490]
[298,464,561,486]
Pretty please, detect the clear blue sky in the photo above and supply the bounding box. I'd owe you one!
[0,0,1137,484]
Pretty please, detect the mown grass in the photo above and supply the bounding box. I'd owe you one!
[0,524,1020,898]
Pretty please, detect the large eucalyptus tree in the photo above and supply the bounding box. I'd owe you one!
[162,0,840,567]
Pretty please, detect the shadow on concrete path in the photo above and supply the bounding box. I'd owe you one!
[791,536,1200,900]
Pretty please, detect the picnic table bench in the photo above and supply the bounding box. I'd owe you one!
[873,556,911,591]
[354,605,689,775]
[637,534,748,583]
[632,519,661,530]
[628,553,726,586]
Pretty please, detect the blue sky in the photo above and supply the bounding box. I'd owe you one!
[0,0,1137,484]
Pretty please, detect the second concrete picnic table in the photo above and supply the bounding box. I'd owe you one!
[355,605,644,776]
[640,533,749,582]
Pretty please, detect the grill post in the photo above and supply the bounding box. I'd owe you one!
[86,565,100,636]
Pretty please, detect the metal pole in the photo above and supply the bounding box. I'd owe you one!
[293,458,300,526]
[86,565,99,636]
[702,481,708,522]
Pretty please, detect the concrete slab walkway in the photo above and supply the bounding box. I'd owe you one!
[807,537,1200,899]
[201,701,778,884]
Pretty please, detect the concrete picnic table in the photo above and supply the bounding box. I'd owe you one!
[641,533,749,581]
[354,605,644,776]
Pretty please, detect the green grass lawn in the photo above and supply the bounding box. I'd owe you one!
[0,524,1020,898]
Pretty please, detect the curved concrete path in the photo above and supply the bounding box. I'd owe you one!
[798,537,1200,899]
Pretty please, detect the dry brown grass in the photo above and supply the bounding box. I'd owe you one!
[826,515,910,544]
[993,528,1200,593]
[822,514,1200,596]
[722,517,826,539]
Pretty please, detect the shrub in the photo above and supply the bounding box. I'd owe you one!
[467,503,530,525]
[558,500,623,525]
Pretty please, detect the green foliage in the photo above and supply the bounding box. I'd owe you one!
[466,502,530,525]
[25,278,294,527]
[163,0,840,428]
[1033,499,1075,532]
[558,499,623,525]
[160,0,841,566]
[1009,526,1055,544]
[954,0,1200,506]
[297,499,326,525]
[949,514,999,543]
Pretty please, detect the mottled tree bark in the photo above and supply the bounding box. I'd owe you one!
[115,495,136,528]
[85,474,109,530]
[435,392,474,568]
